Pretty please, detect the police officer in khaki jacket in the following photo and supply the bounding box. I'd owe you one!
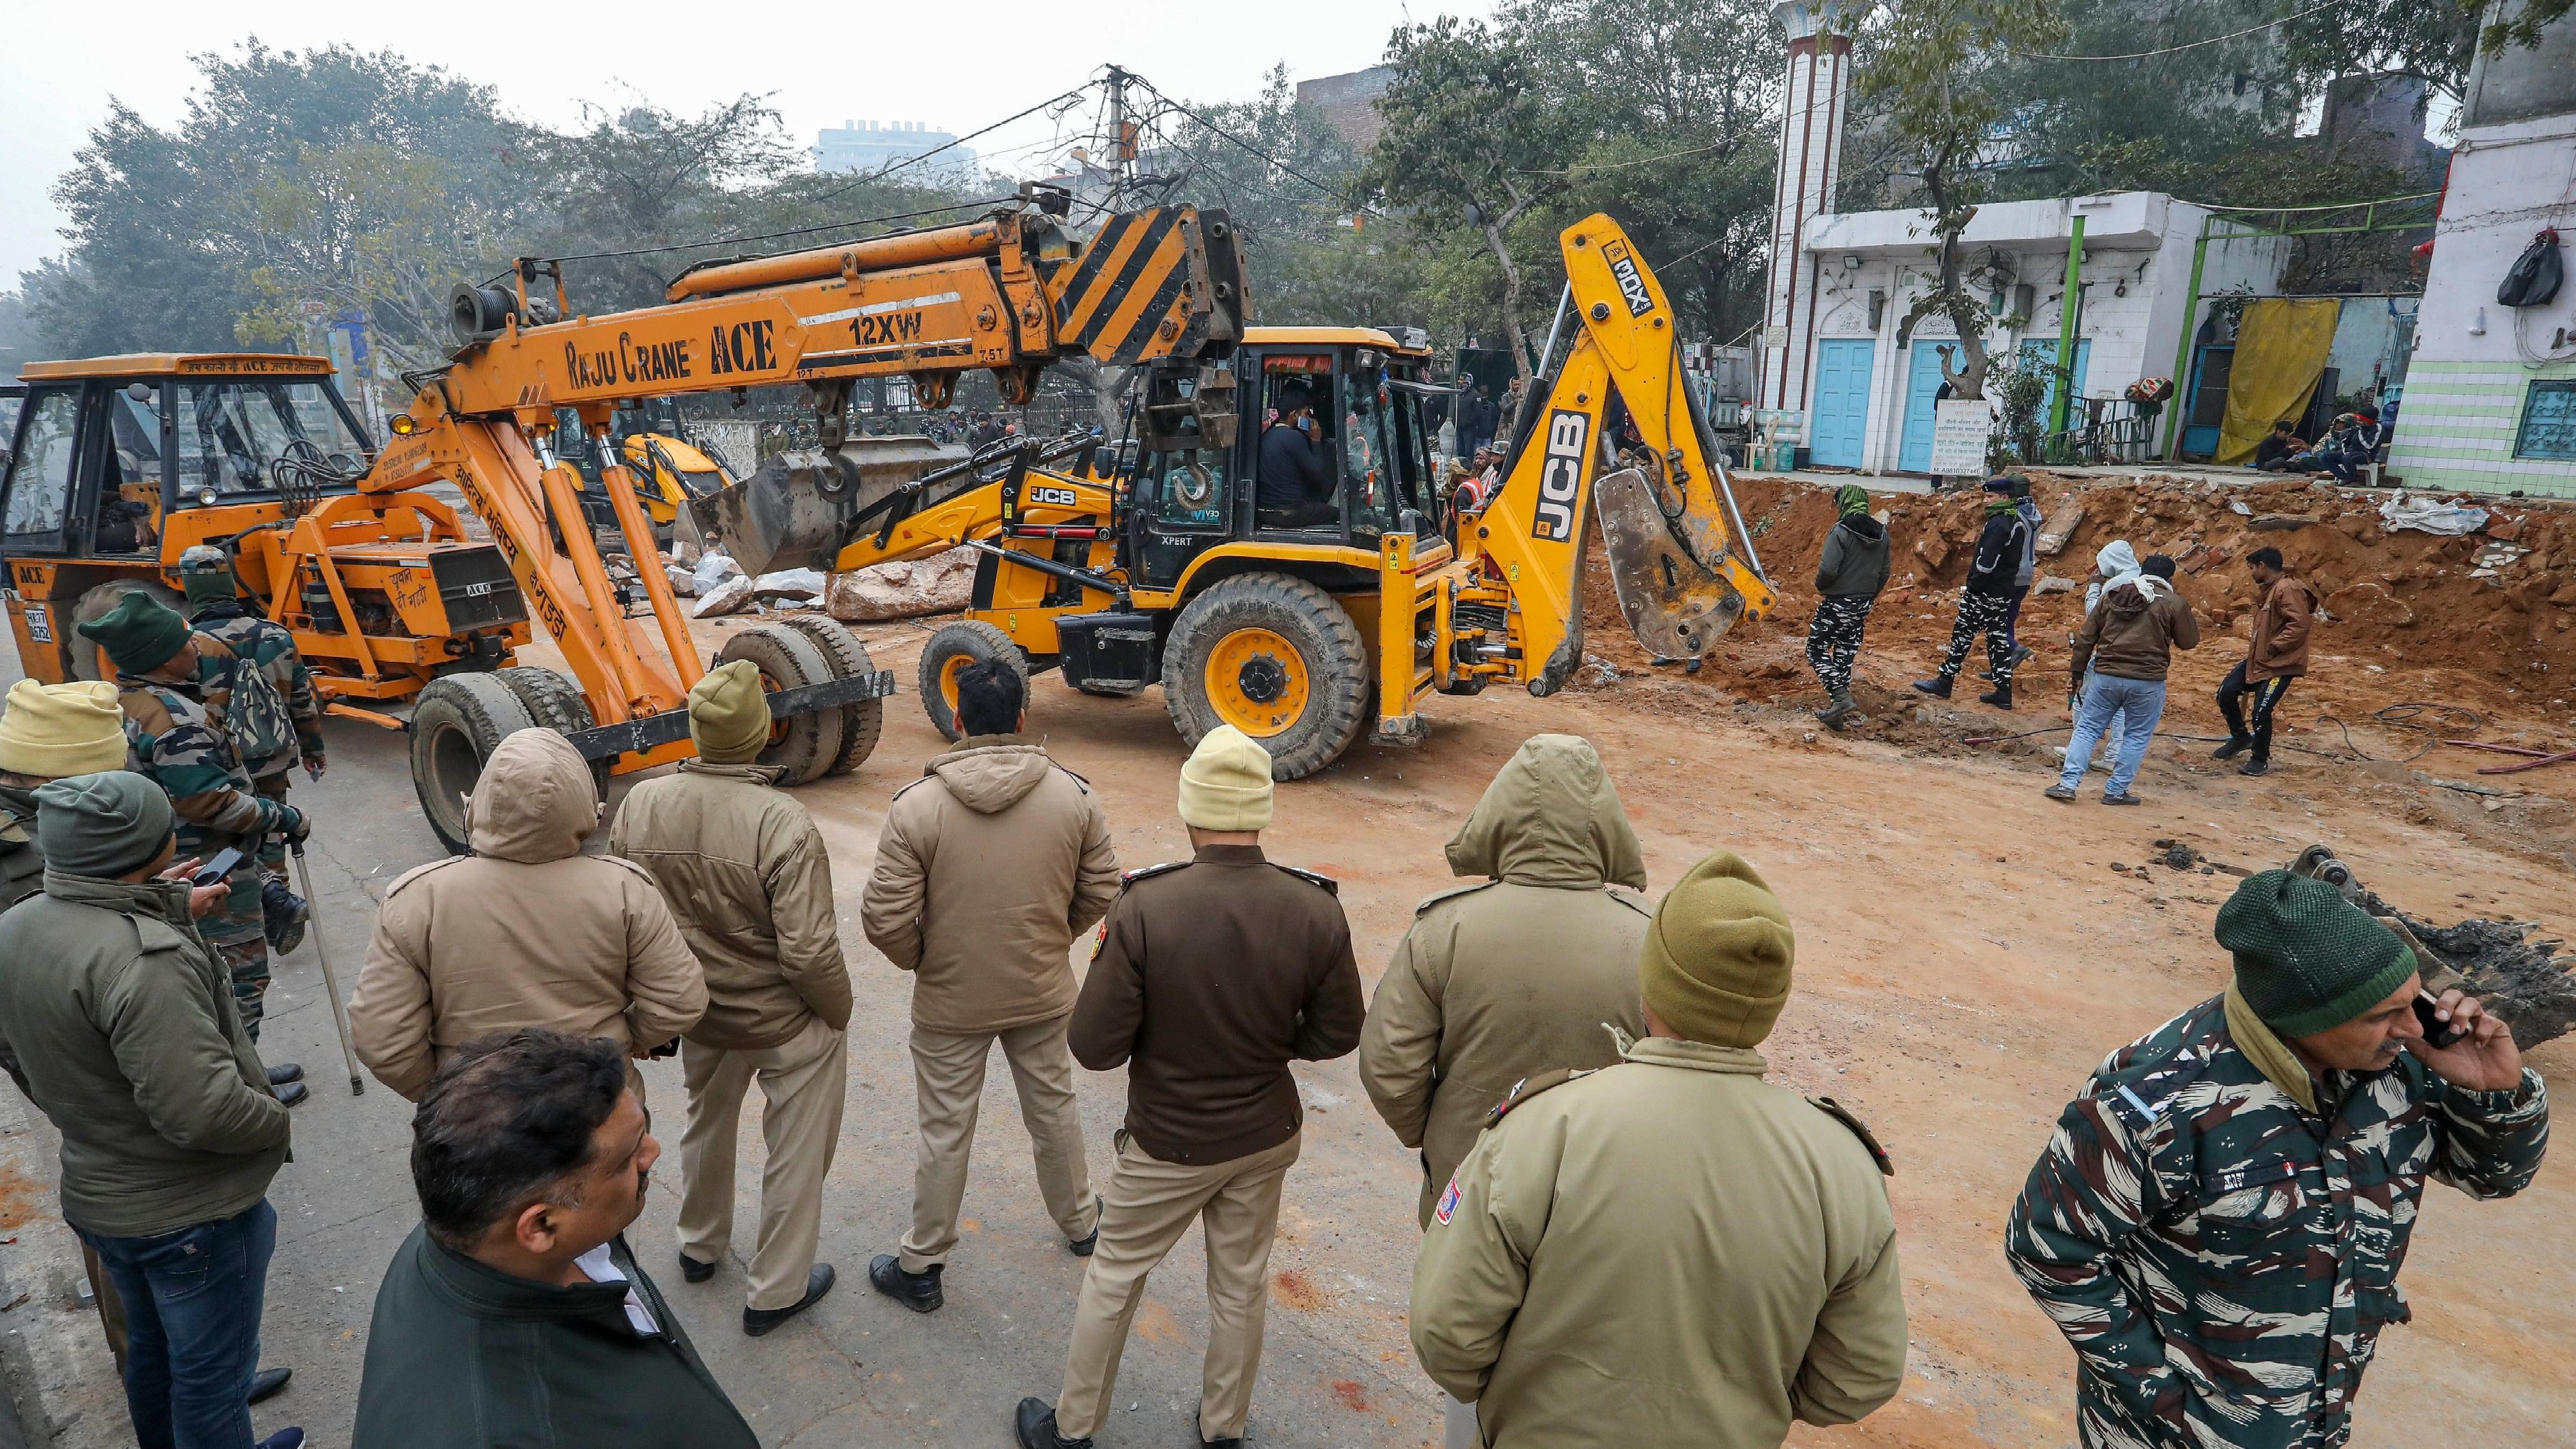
[1409,851,1909,1449]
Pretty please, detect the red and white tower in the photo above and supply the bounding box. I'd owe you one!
[1760,1,1858,414]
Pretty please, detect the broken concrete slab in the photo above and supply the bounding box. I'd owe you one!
[825,547,975,623]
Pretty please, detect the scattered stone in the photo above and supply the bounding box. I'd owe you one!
[2110,862,2130,873]
[664,562,699,597]
[693,573,756,618]
[2034,497,2087,557]
[825,547,977,621]
[2034,576,2078,595]
[2248,513,2317,532]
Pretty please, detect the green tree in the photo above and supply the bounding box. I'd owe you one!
[1854,0,2069,401]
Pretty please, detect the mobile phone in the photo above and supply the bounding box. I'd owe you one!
[2413,990,2468,1049]
[189,847,244,889]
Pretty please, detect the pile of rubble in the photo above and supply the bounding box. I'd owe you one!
[654,537,975,623]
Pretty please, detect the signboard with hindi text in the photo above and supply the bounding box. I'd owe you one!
[1930,399,1995,476]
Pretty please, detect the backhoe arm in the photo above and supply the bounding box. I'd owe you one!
[1471,215,1776,693]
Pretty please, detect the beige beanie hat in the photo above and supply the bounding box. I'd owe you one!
[0,680,130,777]
[1178,726,1274,831]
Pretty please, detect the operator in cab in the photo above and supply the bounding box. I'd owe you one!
[1256,385,1337,529]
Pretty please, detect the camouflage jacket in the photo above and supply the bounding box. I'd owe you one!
[190,600,324,774]
[2006,993,2549,1449]
[113,674,289,884]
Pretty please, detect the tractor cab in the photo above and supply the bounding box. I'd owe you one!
[0,354,374,681]
[1123,326,1440,593]
[552,398,733,546]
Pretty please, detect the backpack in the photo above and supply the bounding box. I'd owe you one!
[2498,229,2564,308]
[200,634,300,769]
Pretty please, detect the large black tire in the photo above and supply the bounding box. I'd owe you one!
[714,624,844,786]
[917,619,1027,743]
[409,672,539,855]
[1161,573,1368,780]
[776,615,883,776]
[69,578,185,681]
[496,665,608,796]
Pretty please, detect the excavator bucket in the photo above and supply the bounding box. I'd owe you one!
[1593,467,1749,660]
[697,436,962,575]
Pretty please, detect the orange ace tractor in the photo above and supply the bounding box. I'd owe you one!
[1,192,1774,851]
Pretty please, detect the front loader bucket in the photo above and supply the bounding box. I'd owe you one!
[696,435,961,575]
[1594,466,1747,660]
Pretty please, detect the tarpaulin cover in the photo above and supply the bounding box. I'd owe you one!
[2217,298,2340,465]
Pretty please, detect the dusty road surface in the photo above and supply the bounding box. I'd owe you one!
[4,590,2574,1449]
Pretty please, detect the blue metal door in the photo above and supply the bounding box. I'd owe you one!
[2021,338,2094,424]
[1809,340,1874,468]
[1897,342,1952,473]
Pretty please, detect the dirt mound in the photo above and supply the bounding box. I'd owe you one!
[1574,469,2576,770]
[2407,916,2576,1044]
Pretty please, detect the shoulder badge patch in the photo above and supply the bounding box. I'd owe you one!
[1434,1174,1464,1225]
[1603,884,1655,919]
[1412,879,1498,915]
[1483,1067,1588,1131]
[1272,863,1338,896]
[1807,1095,1894,1176]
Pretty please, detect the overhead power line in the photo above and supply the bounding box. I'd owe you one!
[801,84,1095,209]
[2011,0,2356,61]
[1125,72,1385,218]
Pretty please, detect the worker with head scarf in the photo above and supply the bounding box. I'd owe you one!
[1807,485,1889,728]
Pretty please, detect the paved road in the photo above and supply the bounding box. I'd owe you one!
[0,629,1450,1449]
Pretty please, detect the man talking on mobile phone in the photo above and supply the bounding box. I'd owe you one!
[2006,869,2549,1448]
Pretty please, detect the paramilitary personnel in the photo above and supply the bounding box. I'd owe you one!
[178,545,325,953]
[1409,850,1909,1449]
[1016,725,1365,1449]
[78,590,312,1105]
[2007,869,2549,1448]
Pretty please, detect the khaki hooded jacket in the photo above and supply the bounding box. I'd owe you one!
[861,736,1119,1035]
[352,729,707,1099]
[607,761,851,1052]
[1359,734,1651,1226]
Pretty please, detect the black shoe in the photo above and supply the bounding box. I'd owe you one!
[2103,791,2144,805]
[2011,644,2034,665]
[272,1080,308,1108]
[247,1366,290,1405]
[867,1254,942,1313]
[266,1062,303,1086]
[679,1252,716,1284]
[262,877,308,955]
[1911,676,1952,699]
[1068,1195,1103,1257]
[2212,736,2253,761]
[2238,759,2271,777]
[1197,1412,1244,1447]
[256,1431,304,1449]
[1978,685,2013,710]
[743,1263,835,1337]
[1014,1397,1091,1449]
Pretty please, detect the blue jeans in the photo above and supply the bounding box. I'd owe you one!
[78,1200,274,1449]
[2059,673,2166,797]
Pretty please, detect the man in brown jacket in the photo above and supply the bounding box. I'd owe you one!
[351,727,707,1100]
[1410,851,1907,1449]
[2213,545,2315,779]
[2046,554,2199,807]
[863,659,1118,1312]
[607,661,851,1336]
[1016,725,1365,1449]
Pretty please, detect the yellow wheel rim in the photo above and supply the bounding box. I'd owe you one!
[1203,627,1307,738]
[938,654,973,718]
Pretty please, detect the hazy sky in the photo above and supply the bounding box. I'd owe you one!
[0,1,1485,284]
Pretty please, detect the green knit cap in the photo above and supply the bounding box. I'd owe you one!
[177,545,238,611]
[33,771,174,878]
[1638,850,1795,1049]
[688,659,773,764]
[2216,869,2417,1037]
[77,591,191,674]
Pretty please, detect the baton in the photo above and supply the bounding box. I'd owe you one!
[289,840,366,1096]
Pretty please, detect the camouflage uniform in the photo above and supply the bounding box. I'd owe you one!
[113,670,295,1040]
[2006,993,2549,1448]
[189,598,324,879]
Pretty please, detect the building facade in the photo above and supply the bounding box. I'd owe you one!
[2385,2,2576,496]
[814,120,975,180]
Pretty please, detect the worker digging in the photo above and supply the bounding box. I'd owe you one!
[1,35,2574,1449]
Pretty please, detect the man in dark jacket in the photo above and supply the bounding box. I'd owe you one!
[1256,385,1336,528]
[2046,555,2199,806]
[354,1028,758,1449]
[2215,546,2316,778]
[1017,726,1364,1449]
[1914,476,2032,708]
[0,771,299,1449]
[1807,484,1889,728]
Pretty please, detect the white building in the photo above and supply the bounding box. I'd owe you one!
[813,120,975,180]
[2385,1,2576,496]
[1790,192,2289,473]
